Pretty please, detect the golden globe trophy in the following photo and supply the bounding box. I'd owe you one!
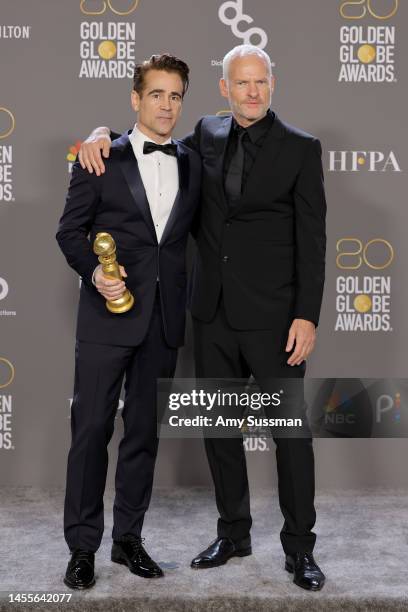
[93,232,134,314]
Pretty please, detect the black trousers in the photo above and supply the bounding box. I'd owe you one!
[64,289,177,552]
[193,296,316,555]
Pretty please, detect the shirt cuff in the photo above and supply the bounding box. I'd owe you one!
[91,266,99,286]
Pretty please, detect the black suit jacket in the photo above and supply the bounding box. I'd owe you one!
[56,131,201,348]
[181,113,326,331]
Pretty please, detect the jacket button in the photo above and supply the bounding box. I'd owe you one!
[222,255,229,263]
[225,221,231,227]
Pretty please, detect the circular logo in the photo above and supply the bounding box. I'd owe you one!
[354,294,372,313]
[0,278,9,301]
[0,108,15,140]
[0,358,15,389]
[218,0,268,49]
[98,40,117,60]
[358,44,376,63]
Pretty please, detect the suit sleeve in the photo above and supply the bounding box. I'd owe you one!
[179,120,204,239]
[293,138,327,327]
[56,161,101,287]
[189,154,203,240]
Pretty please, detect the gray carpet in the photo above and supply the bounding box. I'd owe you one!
[0,487,407,611]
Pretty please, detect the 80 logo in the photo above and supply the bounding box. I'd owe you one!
[340,0,399,19]
[80,0,139,15]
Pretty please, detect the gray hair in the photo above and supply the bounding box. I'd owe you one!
[222,44,272,81]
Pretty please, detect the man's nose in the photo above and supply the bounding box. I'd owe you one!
[160,98,172,110]
[247,83,259,97]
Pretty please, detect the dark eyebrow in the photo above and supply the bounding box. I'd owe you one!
[147,88,164,95]
[147,88,182,97]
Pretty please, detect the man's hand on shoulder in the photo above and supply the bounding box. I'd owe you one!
[286,318,316,366]
[94,264,127,302]
[79,127,112,176]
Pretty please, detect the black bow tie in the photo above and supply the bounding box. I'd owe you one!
[143,141,177,157]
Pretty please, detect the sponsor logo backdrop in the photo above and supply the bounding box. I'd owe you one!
[0,0,407,488]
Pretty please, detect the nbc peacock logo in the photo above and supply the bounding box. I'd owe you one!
[67,141,82,173]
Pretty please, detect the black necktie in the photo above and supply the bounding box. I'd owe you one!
[143,141,177,157]
[225,126,247,203]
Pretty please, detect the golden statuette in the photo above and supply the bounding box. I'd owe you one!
[93,232,134,314]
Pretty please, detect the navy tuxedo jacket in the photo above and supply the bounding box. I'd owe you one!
[56,131,201,348]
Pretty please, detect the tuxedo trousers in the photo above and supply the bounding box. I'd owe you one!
[64,288,177,552]
[192,294,316,555]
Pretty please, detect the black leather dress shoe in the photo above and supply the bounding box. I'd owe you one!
[111,535,163,578]
[64,549,95,590]
[191,537,252,569]
[285,552,325,591]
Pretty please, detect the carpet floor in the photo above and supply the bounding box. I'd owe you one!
[0,487,407,611]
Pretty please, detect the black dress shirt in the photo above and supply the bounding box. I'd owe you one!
[223,109,275,196]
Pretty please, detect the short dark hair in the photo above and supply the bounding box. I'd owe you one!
[133,53,190,97]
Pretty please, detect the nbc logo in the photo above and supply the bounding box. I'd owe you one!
[67,141,82,173]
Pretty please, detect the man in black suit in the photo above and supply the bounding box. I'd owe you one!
[56,54,201,589]
[78,44,327,591]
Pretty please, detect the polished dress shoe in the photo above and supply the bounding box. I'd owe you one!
[285,552,325,591]
[191,537,252,569]
[63,549,95,590]
[111,535,163,578]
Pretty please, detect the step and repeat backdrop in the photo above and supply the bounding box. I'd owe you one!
[0,0,407,488]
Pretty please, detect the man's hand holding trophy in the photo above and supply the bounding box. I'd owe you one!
[93,232,134,314]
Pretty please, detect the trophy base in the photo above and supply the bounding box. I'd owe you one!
[106,291,134,314]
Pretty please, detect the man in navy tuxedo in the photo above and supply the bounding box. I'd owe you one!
[78,44,327,591]
[57,54,201,589]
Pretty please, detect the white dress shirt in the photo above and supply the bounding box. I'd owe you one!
[129,123,179,243]
[92,124,179,285]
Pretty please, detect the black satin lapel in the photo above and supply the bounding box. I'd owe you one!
[120,141,156,241]
[213,116,232,211]
[177,144,189,193]
[159,147,190,245]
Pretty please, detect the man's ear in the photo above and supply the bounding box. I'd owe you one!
[131,89,140,112]
[271,75,276,94]
[219,78,229,99]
